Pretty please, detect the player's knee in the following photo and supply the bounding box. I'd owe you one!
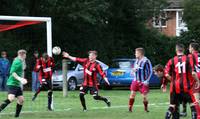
[18,99,24,105]
[48,91,53,97]
[79,93,85,98]
[8,95,15,102]
[130,92,136,98]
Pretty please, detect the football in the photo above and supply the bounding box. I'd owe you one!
[52,46,61,55]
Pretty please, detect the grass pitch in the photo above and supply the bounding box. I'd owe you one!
[0,89,192,119]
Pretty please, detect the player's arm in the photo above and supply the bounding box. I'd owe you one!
[12,72,27,85]
[96,64,110,85]
[143,60,153,85]
[62,52,87,64]
[164,59,172,81]
[10,61,27,85]
[62,52,76,61]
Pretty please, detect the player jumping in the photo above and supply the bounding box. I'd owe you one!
[0,50,28,117]
[63,50,111,111]
[128,47,153,112]
[32,53,55,111]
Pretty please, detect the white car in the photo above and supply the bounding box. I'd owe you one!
[52,60,109,90]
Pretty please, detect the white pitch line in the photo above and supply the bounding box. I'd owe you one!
[0,108,72,115]
[91,102,169,110]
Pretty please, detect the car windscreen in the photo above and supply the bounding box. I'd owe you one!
[67,61,77,70]
[111,60,133,68]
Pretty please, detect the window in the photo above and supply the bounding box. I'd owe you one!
[153,12,167,27]
[178,11,186,28]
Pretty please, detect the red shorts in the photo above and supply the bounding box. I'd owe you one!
[192,81,200,93]
[130,80,149,95]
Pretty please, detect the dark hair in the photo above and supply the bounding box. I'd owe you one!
[190,42,199,51]
[135,47,145,55]
[88,50,98,56]
[176,43,185,52]
[153,64,164,72]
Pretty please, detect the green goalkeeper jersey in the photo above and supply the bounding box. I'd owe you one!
[7,57,23,87]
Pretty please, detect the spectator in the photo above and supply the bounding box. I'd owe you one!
[32,51,40,92]
[0,51,10,91]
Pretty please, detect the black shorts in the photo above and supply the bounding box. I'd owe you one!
[40,79,52,91]
[80,86,98,96]
[7,86,23,97]
[170,92,194,105]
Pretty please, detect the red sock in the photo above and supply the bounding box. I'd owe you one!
[143,101,148,111]
[129,98,134,112]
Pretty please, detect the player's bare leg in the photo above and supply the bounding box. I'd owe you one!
[129,91,136,112]
[0,94,15,112]
[142,93,149,112]
[15,96,24,117]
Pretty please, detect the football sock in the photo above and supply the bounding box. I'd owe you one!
[48,91,53,110]
[165,106,174,119]
[129,98,134,112]
[15,103,23,117]
[80,93,86,110]
[0,99,11,112]
[143,100,149,112]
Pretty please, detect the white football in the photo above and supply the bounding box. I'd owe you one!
[52,46,61,55]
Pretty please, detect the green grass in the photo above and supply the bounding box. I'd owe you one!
[0,89,192,119]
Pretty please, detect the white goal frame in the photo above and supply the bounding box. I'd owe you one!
[0,15,53,56]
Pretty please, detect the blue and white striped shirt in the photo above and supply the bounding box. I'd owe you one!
[133,57,153,84]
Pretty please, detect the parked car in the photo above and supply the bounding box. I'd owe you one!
[52,60,109,90]
[101,58,161,88]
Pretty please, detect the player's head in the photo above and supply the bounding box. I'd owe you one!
[135,47,145,59]
[153,64,164,78]
[1,51,7,58]
[175,44,185,54]
[189,42,199,53]
[88,50,97,62]
[42,53,49,61]
[18,49,27,60]
[34,51,39,58]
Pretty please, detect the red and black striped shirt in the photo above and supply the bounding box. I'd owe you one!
[35,57,55,83]
[75,58,106,87]
[164,55,194,93]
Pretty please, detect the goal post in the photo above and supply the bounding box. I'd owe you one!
[0,15,53,56]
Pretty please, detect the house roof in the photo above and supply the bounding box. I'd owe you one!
[167,0,184,9]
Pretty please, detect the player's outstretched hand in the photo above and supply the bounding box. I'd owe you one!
[62,52,69,58]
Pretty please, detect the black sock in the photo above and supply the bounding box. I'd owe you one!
[0,99,11,112]
[48,91,53,109]
[172,106,180,119]
[79,93,86,110]
[190,106,197,119]
[15,104,23,117]
[165,107,174,119]
[182,102,187,113]
[93,96,108,102]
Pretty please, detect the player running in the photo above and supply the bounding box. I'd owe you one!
[32,53,55,111]
[128,47,153,112]
[0,50,28,117]
[63,50,111,111]
[164,44,200,119]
